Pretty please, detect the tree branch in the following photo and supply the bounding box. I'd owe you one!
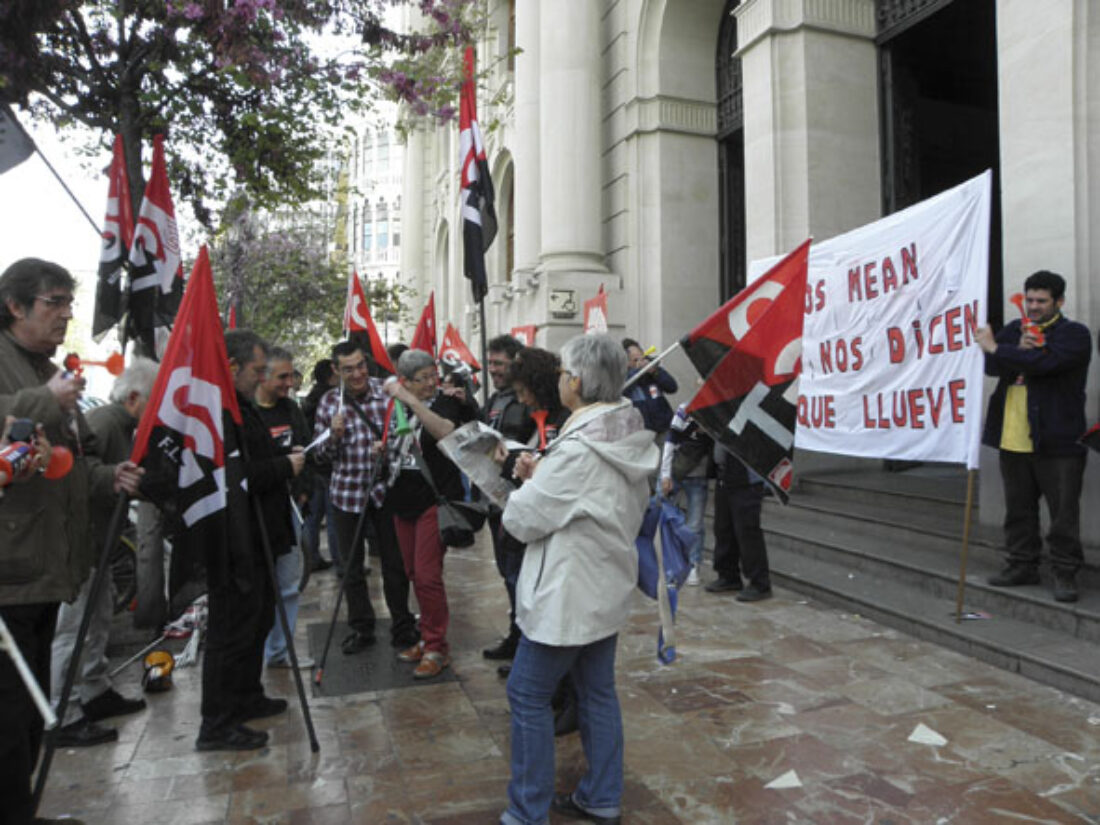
[66,9,112,91]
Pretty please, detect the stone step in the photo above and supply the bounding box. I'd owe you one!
[766,542,1100,705]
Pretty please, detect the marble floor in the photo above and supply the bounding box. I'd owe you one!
[39,529,1100,824]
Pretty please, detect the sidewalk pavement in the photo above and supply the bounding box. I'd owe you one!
[39,528,1100,823]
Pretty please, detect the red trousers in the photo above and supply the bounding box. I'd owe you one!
[393,506,449,656]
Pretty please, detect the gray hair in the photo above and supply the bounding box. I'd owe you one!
[108,356,159,404]
[560,333,627,404]
[397,348,436,380]
[267,345,294,365]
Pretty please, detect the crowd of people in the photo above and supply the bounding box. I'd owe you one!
[2,255,1095,825]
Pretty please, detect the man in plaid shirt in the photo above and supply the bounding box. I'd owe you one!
[313,340,418,653]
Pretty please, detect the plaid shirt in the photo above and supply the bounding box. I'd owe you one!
[313,380,390,513]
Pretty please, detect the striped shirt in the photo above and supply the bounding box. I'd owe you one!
[313,381,390,513]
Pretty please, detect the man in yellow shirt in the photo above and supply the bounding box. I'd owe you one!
[975,271,1091,602]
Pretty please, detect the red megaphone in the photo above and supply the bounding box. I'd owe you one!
[64,352,125,377]
[0,442,73,486]
[531,409,549,451]
[1008,293,1044,346]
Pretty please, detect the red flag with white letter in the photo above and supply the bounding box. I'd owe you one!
[93,134,134,341]
[686,241,810,502]
[127,134,184,357]
[344,271,395,374]
[131,246,249,580]
[681,240,811,381]
[511,325,537,347]
[410,291,437,355]
[438,323,481,372]
[583,284,608,335]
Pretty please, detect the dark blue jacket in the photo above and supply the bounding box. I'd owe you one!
[625,365,677,433]
[981,315,1091,457]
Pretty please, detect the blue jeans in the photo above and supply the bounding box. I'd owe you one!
[264,548,301,663]
[676,477,708,566]
[304,476,340,567]
[502,634,623,825]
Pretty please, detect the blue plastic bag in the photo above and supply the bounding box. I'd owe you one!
[635,496,696,662]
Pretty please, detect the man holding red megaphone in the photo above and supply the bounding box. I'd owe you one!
[0,258,144,825]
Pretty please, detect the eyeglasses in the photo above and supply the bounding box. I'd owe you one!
[557,367,576,379]
[409,372,439,384]
[35,294,74,309]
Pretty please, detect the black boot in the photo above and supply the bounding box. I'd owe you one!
[482,626,520,660]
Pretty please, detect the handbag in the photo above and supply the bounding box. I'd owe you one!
[405,432,487,548]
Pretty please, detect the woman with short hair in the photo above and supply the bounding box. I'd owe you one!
[499,334,658,825]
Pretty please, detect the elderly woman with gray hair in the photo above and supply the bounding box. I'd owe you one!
[498,333,658,825]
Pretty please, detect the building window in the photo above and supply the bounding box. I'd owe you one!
[378,130,390,174]
[363,132,373,179]
[392,196,401,249]
[377,199,389,251]
[362,200,372,256]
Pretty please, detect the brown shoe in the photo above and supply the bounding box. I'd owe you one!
[397,641,425,663]
[413,651,449,679]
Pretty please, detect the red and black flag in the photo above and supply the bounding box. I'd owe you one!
[459,45,496,303]
[680,239,811,381]
[127,134,184,358]
[344,270,395,374]
[93,135,135,341]
[686,240,810,503]
[410,290,437,355]
[438,322,481,373]
[131,246,249,582]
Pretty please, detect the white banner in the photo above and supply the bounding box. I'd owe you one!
[750,171,991,469]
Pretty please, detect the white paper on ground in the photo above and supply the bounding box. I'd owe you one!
[908,723,947,746]
[764,770,802,789]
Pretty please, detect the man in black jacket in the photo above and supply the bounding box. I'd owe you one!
[976,270,1091,602]
[196,330,305,751]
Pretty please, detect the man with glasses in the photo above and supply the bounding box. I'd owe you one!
[481,335,535,665]
[312,341,418,655]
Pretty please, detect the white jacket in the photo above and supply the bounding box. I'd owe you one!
[502,400,658,646]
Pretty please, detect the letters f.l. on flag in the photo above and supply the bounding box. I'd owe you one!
[344,270,395,374]
[131,246,248,581]
[439,322,481,373]
[459,45,497,303]
[686,239,811,503]
[681,240,812,380]
[93,135,134,341]
[410,290,437,355]
[127,134,184,357]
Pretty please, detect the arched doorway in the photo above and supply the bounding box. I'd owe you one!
[716,0,745,301]
[878,0,1003,324]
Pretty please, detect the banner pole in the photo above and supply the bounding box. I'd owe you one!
[621,341,681,393]
[954,468,977,622]
[478,298,489,407]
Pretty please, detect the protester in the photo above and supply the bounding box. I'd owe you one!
[659,402,713,586]
[194,330,304,752]
[976,270,1091,602]
[50,358,158,747]
[0,258,142,825]
[622,337,677,436]
[704,446,772,601]
[481,334,534,664]
[384,349,477,679]
[499,333,657,825]
[313,341,418,653]
[300,358,338,572]
[253,346,314,668]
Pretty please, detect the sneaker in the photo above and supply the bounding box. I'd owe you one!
[482,632,519,660]
[267,655,315,669]
[1053,570,1079,603]
[736,585,773,603]
[413,651,450,679]
[54,718,118,748]
[195,724,268,752]
[341,631,376,655]
[686,566,701,587]
[397,641,425,663]
[550,792,621,824]
[988,565,1040,587]
[705,576,742,594]
[81,687,146,722]
[239,696,288,722]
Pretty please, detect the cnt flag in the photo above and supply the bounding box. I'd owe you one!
[511,325,537,347]
[680,240,811,381]
[459,45,496,303]
[438,323,481,373]
[131,246,250,585]
[93,135,134,341]
[686,239,810,502]
[410,291,437,355]
[344,271,395,374]
[127,134,184,358]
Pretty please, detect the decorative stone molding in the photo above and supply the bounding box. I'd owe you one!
[735,0,876,54]
[621,95,718,141]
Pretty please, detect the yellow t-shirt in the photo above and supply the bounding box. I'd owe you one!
[998,312,1061,453]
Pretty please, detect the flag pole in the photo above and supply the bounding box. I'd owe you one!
[954,468,977,622]
[621,341,681,392]
[236,433,320,753]
[33,492,128,812]
[478,298,489,407]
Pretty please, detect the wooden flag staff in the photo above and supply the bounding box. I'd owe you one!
[954,469,978,622]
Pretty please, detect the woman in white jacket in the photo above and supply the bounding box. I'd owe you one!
[499,334,659,825]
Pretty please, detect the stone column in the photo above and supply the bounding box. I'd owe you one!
[537,0,607,276]
[511,0,541,284]
[735,0,880,260]
[400,124,425,302]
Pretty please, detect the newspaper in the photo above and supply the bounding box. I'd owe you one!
[437,421,527,507]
